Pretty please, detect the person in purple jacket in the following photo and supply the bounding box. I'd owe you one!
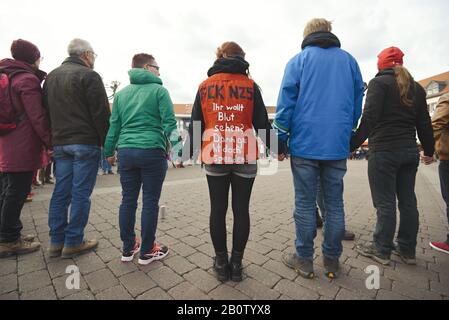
[0,39,52,258]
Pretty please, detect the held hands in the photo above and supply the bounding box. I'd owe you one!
[420,151,435,165]
[107,156,116,166]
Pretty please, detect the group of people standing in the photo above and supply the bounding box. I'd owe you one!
[0,17,448,285]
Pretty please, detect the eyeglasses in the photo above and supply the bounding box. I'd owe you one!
[147,64,160,71]
[87,51,98,59]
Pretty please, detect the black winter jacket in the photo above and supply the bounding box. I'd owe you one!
[43,56,111,146]
[350,69,435,156]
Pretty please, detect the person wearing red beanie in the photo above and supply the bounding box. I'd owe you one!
[377,46,404,71]
[351,47,435,266]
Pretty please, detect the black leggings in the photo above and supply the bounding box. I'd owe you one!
[206,174,255,253]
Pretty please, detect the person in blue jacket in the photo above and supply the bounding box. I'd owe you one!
[274,18,364,279]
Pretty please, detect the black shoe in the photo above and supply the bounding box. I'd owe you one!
[316,208,323,228]
[392,243,416,265]
[213,252,229,282]
[230,250,244,282]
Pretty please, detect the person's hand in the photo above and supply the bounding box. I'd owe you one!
[107,156,116,166]
[46,149,54,157]
[420,151,434,165]
[278,153,288,161]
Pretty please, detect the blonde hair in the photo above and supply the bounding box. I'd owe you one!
[216,41,245,59]
[393,66,414,107]
[303,18,332,38]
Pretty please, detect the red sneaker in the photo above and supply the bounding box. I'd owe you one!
[138,242,169,265]
[429,241,449,255]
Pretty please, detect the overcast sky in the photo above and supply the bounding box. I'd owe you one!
[1,0,448,105]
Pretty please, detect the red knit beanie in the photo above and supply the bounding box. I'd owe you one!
[10,39,41,65]
[377,46,404,71]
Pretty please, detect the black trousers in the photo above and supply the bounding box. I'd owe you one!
[206,174,255,254]
[368,148,420,257]
[0,172,33,243]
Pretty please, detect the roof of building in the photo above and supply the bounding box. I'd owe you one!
[418,71,449,98]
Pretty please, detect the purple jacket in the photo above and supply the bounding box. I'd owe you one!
[0,59,51,172]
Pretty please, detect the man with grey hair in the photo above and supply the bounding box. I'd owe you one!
[43,38,110,258]
[274,18,364,279]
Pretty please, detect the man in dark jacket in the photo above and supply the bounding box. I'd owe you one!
[43,38,110,259]
[0,39,51,258]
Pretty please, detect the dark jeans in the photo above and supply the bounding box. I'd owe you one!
[0,172,33,242]
[118,148,167,255]
[368,148,420,257]
[206,173,255,254]
[48,144,101,247]
[439,160,449,244]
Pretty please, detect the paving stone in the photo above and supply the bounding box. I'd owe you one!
[274,279,320,300]
[235,278,281,300]
[119,271,156,297]
[164,255,196,275]
[0,274,18,295]
[262,260,298,281]
[376,289,411,300]
[183,269,221,293]
[96,246,121,263]
[20,285,57,300]
[186,252,213,270]
[96,285,133,300]
[209,284,250,300]
[168,281,209,300]
[74,252,106,275]
[392,280,443,300]
[147,266,184,290]
[106,259,138,277]
[137,287,173,300]
[0,259,17,276]
[84,268,119,293]
[0,291,19,300]
[63,290,95,300]
[244,264,282,288]
[18,270,51,293]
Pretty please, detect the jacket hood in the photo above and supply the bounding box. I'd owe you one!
[128,68,163,85]
[301,31,341,50]
[207,57,249,77]
[0,58,46,82]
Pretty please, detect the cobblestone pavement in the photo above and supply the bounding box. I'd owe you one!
[1,160,448,300]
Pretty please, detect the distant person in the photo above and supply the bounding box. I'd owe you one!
[275,18,364,279]
[186,41,286,282]
[0,39,51,258]
[351,47,435,265]
[104,53,179,265]
[44,38,111,258]
[429,93,449,255]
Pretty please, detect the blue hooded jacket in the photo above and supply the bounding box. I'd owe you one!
[274,32,364,160]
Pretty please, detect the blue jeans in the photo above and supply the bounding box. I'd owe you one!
[291,157,347,260]
[100,150,112,173]
[118,148,167,255]
[48,144,101,247]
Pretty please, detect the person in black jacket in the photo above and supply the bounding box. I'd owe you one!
[184,42,286,282]
[351,47,435,266]
[43,38,111,259]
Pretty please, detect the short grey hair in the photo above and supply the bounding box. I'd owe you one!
[67,38,94,56]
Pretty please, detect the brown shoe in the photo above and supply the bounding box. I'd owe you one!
[48,244,64,258]
[0,239,41,258]
[61,239,99,259]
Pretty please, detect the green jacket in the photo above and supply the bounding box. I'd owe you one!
[104,68,179,157]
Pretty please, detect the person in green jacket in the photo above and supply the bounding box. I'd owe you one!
[104,53,179,265]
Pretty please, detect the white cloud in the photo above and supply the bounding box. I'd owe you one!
[1,0,448,105]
